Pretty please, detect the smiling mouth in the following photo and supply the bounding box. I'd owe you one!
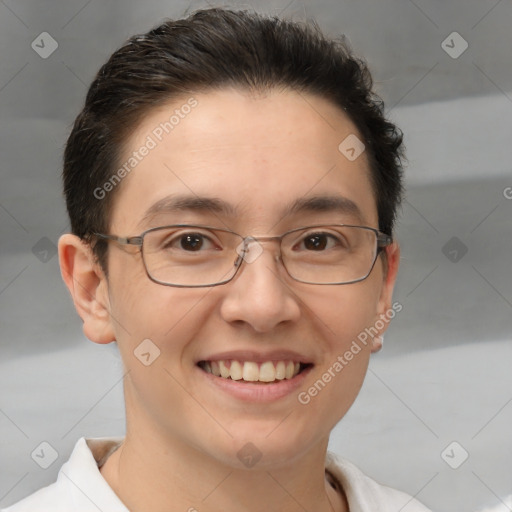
[197,360,313,384]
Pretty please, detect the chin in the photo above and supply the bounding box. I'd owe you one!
[209,422,322,470]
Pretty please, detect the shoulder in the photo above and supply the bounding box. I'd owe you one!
[1,437,127,512]
[0,482,69,512]
[325,450,432,512]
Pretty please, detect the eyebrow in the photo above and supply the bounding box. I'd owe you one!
[139,193,365,227]
[139,195,237,227]
[285,195,365,224]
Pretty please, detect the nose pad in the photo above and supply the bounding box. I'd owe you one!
[235,237,265,265]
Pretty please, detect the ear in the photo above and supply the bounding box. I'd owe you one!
[58,234,116,345]
[371,240,400,353]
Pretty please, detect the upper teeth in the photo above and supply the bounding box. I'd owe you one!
[201,360,301,382]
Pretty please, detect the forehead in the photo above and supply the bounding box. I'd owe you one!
[109,88,377,232]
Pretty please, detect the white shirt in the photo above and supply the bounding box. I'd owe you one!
[1,437,431,512]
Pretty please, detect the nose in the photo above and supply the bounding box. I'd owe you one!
[219,239,301,333]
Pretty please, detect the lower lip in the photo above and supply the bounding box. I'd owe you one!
[196,364,314,402]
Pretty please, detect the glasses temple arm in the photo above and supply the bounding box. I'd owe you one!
[93,233,143,246]
[377,233,393,248]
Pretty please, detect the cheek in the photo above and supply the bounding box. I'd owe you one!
[308,280,381,349]
[109,285,215,419]
[111,284,213,349]
[298,282,380,410]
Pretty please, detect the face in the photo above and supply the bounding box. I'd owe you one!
[72,88,399,469]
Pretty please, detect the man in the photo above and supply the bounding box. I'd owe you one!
[2,7,431,511]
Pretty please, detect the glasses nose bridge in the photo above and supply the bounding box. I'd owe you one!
[247,233,283,244]
[243,233,284,256]
[234,234,284,270]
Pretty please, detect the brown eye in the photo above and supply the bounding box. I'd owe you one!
[180,234,204,251]
[304,234,328,250]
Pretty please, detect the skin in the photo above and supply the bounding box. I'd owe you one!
[59,88,400,512]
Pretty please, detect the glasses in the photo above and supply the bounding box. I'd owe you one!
[94,224,392,287]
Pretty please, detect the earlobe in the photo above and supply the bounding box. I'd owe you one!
[58,234,116,344]
[370,335,383,353]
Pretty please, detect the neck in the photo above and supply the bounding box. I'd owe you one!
[100,427,347,512]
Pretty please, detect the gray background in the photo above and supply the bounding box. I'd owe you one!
[1,1,511,511]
